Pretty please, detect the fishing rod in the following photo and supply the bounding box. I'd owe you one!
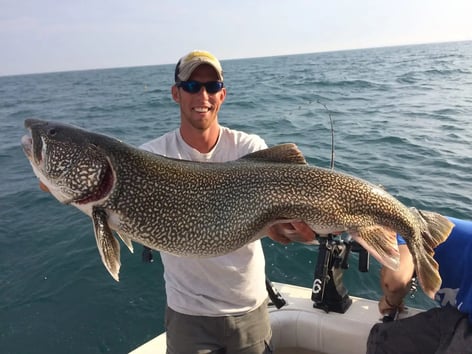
[316,100,335,170]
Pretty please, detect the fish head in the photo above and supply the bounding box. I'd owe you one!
[21,119,114,205]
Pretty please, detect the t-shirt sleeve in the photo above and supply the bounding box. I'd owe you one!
[139,131,175,156]
[245,134,268,153]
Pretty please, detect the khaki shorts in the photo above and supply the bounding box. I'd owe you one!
[165,300,273,354]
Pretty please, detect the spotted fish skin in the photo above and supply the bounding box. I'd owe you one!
[21,119,453,298]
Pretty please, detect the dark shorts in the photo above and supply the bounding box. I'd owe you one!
[165,300,273,354]
[367,305,472,354]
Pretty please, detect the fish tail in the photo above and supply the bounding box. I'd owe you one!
[410,208,454,298]
[411,246,441,299]
[415,208,454,250]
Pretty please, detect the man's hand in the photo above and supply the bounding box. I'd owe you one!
[378,244,414,316]
[378,295,405,315]
[267,221,316,245]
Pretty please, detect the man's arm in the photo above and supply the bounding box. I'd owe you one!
[378,244,415,314]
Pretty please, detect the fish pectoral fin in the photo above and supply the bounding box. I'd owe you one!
[350,225,400,271]
[116,231,134,254]
[92,207,121,281]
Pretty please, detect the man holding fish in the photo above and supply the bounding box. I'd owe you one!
[138,50,316,354]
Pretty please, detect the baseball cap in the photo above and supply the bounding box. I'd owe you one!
[174,50,224,83]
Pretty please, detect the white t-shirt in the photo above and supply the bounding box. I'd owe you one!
[140,126,269,316]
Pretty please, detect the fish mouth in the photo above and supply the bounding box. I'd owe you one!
[21,132,45,170]
[23,119,47,164]
[21,134,34,160]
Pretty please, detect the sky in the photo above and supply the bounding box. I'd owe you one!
[1,0,471,76]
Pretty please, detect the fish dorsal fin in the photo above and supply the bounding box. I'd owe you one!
[240,143,307,165]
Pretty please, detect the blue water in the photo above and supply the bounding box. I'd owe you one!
[1,41,472,354]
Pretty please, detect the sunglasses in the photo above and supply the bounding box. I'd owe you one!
[177,80,224,94]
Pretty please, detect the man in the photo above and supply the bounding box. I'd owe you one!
[140,50,314,354]
[367,216,472,354]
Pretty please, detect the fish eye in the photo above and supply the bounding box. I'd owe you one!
[48,128,57,136]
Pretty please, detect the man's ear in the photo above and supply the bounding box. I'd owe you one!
[171,85,180,103]
[218,87,227,102]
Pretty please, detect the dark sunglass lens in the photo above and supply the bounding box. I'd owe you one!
[181,81,202,93]
[205,82,224,94]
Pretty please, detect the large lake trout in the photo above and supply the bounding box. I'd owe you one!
[21,119,453,298]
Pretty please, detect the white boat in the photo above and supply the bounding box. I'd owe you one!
[129,281,422,354]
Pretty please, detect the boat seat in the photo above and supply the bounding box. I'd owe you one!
[270,305,375,354]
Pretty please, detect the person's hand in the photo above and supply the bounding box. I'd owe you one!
[378,295,405,315]
[267,221,316,245]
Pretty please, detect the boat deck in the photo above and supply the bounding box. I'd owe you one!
[130,282,422,354]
